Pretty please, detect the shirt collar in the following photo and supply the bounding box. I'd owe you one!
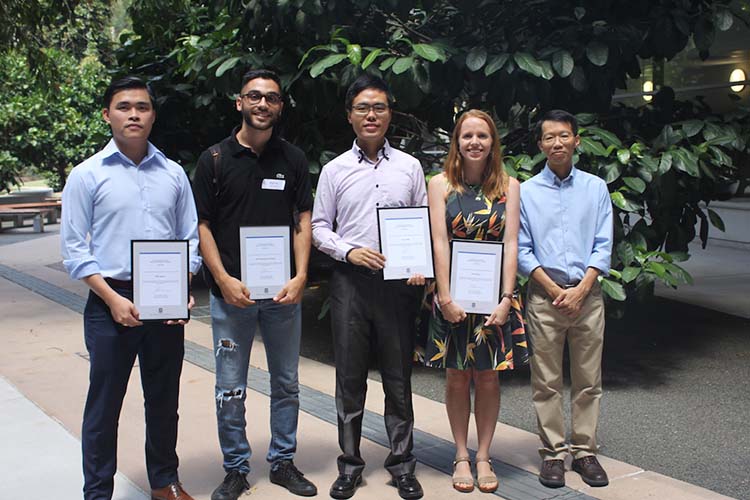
[541,163,577,186]
[228,125,282,157]
[101,139,164,168]
[351,138,392,164]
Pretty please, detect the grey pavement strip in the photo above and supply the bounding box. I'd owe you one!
[0,262,594,500]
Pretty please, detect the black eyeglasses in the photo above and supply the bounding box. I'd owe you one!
[351,103,389,116]
[239,90,283,106]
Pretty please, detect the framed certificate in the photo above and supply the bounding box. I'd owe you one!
[131,240,190,321]
[377,206,435,281]
[240,226,291,300]
[449,239,504,315]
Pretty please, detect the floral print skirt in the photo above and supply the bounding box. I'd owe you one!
[418,287,531,371]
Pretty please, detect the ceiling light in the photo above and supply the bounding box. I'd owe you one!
[730,69,746,93]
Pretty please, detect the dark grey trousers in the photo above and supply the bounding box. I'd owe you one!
[329,264,423,477]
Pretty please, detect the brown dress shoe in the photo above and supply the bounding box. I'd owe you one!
[151,482,195,500]
[539,459,565,488]
[572,455,609,487]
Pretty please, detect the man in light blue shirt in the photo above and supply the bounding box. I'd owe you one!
[61,76,200,500]
[518,109,613,489]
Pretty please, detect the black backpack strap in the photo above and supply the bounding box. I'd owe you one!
[209,144,222,197]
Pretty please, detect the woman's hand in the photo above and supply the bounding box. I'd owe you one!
[441,300,467,323]
[484,298,511,326]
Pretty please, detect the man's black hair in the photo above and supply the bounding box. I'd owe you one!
[535,109,579,141]
[241,69,283,94]
[345,73,395,111]
[103,76,156,109]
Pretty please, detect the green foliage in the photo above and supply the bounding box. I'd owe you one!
[111,0,749,308]
[0,50,109,192]
[504,103,748,303]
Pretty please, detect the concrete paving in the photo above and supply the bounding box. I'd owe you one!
[0,225,744,500]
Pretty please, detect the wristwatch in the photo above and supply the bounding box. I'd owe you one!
[501,292,513,301]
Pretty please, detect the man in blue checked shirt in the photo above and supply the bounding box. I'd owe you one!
[518,109,613,490]
[61,76,200,500]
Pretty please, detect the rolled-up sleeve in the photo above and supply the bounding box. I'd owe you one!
[586,182,613,275]
[175,169,202,274]
[60,168,100,280]
[517,189,541,277]
[311,165,353,262]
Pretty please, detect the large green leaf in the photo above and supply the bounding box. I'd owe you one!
[579,136,609,157]
[484,54,509,75]
[413,43,443,62]
[681,120,704,137]
[611,192,641,212]
[621,266,641,283]
[347,44,362,65]
[587,126,622,147]
[617,241,635,266]
[361,48,383,69]
[623,176,646,193]
[586,42,609,66]
[513,52,544,77]
[392,56,414,75]
[658,152,673,174]
[600,162,621,184]
[552,50,574,77]
[617,148,631,164]
[671,148,700,177]
[600,278,626,301]
[466,46,488,71]
[309,53,348,78]
[378,56,396,71]
[215,56,241,77]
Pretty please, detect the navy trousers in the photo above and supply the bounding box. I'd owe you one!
[82,287,184,500]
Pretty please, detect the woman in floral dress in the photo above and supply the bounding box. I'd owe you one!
[424,109,530,493]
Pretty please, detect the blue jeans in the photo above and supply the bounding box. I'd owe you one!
[211,294,301,473]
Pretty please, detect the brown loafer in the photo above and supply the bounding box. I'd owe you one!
[572,455,609,487]
[151,482,195,500]
[539,459,565,488]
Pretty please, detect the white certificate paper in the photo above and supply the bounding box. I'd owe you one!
[240,226,291,300]
[132,240,189,321]
[377,206,435,281]
[449,240,503,314]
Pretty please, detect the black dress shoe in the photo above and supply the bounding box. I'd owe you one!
[572,455,609,487]
[330,473,362,499]
[269,459,318,496]
[539,459,565,488]
[392,473,423,500]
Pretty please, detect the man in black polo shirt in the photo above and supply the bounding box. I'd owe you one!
[192,69,316,499]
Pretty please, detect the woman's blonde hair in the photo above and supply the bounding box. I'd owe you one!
[443,109,508,200]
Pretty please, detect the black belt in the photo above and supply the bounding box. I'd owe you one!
[335,261,383,278]
[558,281,581,289]
[105,277,133,289]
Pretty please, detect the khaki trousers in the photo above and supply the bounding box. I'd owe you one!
[526,281,605,460]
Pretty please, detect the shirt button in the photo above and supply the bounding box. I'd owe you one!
[376,184,379,188]
[376,202,380,206]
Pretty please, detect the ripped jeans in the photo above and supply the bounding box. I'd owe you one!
[210,294,302,473]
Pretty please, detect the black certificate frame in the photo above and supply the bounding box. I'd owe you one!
[131,239,190,322]
[376,205,435,281]
[449,239,504,315]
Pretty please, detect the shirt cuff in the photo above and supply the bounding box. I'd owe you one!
[586,255,610,277]
[67,259,101,281]
[518,254,542,278]
[337,242,355,263]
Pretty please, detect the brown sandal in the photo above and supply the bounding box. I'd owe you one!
[476,458,498,493]
[452,456,475,493]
